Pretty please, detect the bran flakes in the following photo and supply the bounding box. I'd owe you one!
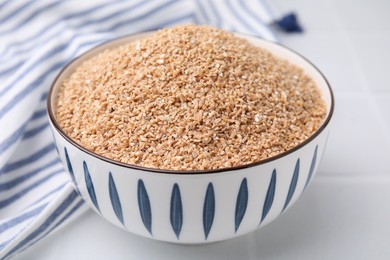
[56,25,326,171]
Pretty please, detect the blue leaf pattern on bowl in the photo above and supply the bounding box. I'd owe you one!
[170,183,183,239]
[64,147,76,184]
[261,170,276,224]
[203,182,215,239]
[304,145,318,189]
[52,134,59,154]
[64,147,80,195]
[109,172,124,225]
[54,142,59,154]
[282,159,300,211]
[83,161,100,212]
[235,178,248,232]
[138,179,152,235]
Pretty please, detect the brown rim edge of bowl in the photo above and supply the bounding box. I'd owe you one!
[47,31,335,175]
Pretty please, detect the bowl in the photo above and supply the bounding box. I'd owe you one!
[47,31,334,244]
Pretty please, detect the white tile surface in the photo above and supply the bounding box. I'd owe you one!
[14,0,390,259]
[329,0,390,32]
[319,94,390,175]
[279,32,366,94]
[346,33,390,93]
[375,94,390,128]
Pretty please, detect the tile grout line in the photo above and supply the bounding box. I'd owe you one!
[315,173,390,181]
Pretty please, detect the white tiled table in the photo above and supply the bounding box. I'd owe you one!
[16,0,390,259]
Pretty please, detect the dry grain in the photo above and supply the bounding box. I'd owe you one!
[56,25,327,171]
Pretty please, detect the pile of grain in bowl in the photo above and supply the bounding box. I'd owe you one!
[56,24,326,171]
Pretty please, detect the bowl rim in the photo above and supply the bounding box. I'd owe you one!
[47,30,335,175]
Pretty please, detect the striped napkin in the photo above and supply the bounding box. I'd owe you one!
[0,0,301,258]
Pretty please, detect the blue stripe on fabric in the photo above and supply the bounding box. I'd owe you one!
[206,0,222,28]
[240,0,269,25]
[0,0,145,75]
[0,37,104,139]
[10,199,85,259]
[0,158,61,191]
[0,0,35,24]
[0,122,27,155]
[96,0,180,31]
[0,203,47,233]
[192,12,200,24]
[0,115,49,157]
[149,14,195,31]
[0,0,13,12]
[126,10,195,33]
[194,0,209,23]
[40,92,48,102]
[258,0,276,18]
[112,11,194,33]
[23,123,49,140]
[76,0,155,29]
[59,0,126,21]
[0,0,128,61]
[31,108,47,120]
[0,1,63,35]
[0,35,97,102]
[0,237,13,252]
[226,0,258,33]
[46,200,84,234]
[238,0,278,40]
[0,169,62,208]
[24,182,67,210]
[0,64,58,120]
[110,12,194,32]
[2,190,79,258]
[0,62,21,77]
[0,143,55,174]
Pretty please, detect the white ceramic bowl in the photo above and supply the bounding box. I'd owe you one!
[47,32,334,244]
